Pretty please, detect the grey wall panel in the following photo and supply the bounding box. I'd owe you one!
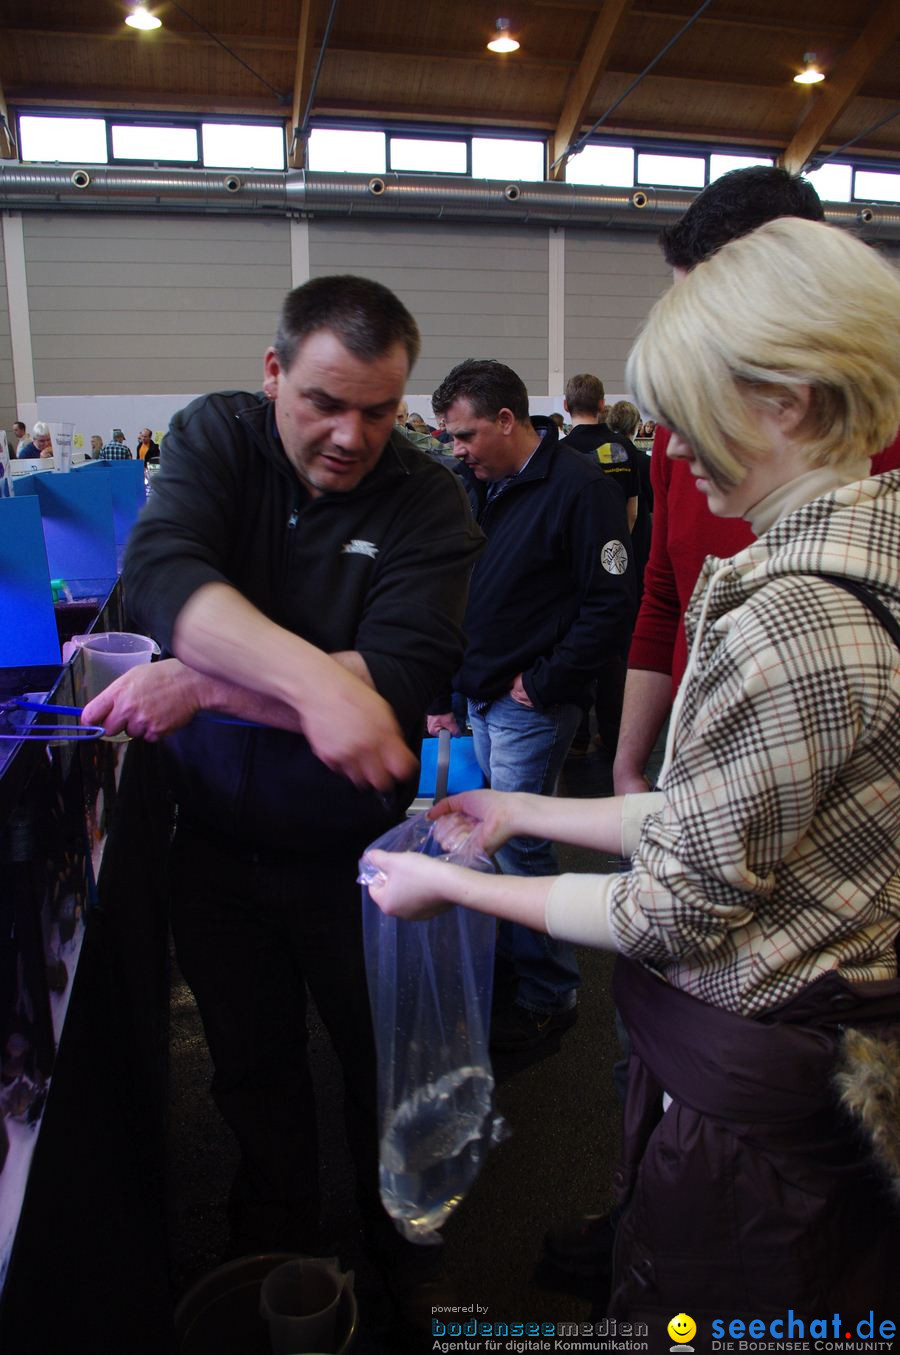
[564,231,671,393]
[309,220,549,396]
[0,227,15,437]
[24,213,291,397]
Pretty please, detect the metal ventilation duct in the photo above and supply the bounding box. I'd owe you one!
[0,166,897,239]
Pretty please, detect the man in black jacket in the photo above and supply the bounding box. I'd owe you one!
[428,359,635,1050]
[83,276,483,1321]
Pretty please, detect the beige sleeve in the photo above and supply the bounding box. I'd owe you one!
[621,791,665,856]
[545,873,619,949]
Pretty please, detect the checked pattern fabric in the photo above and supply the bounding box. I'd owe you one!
[608,472,900,1016]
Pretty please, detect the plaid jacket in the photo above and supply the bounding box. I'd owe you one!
[99,440,132,460]
[609,471,900,1015]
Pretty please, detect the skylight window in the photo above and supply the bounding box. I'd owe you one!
[565,145,634,187]
[19,115,108,164]
[471,137,545,181]
[854,169,900,203]
[637,153,705,189]
[202,123,285,170]
[112,124,198,162]
[804,163,852,202]
[307,129,386,174]
[390,137,467,173]
[709,153,774,181]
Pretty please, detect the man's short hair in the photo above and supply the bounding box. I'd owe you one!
[13,421,25,434]
[628,217,900,486]
[432,359,530,423]
[607,401,641,437]
[32,421,50,438]
[659,166,825,271]
[273,274,421,372]
[112,427,125,439]
[565,373,604,416]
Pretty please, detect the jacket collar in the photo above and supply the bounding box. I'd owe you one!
[233,392,417,499]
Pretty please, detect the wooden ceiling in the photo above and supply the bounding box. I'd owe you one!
[1,0,898,174]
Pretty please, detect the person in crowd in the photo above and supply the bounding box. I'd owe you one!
[395,397,458,468]
[427,359,635,1051]
[16,420,53,459]
[612,165,826,798]
[558,375,640,756]
[607,400,652,592]
[135,427,160,463]
[79,275,482,1334]
[98,427,133,460]
[89,434,103,457]
[366,216,900,1322]
[12,420,27,452]
[559,375,638,531]
[549,411,566,433]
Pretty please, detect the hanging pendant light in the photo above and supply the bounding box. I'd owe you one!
[793,53,824,85]
[487,18,520,54]
[125,4,162,30]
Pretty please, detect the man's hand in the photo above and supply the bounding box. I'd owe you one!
[509,673,533,708]
[81,658,206,740]
[364,849,456,920]
[298,666,418,792]
[426,712,462,737]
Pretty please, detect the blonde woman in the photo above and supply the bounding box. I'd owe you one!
[368,218,900,1320]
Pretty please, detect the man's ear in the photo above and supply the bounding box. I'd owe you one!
[496,406,517,433]
[563,398,570,415]
[262,348,281,401]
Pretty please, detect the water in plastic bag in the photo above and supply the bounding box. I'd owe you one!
[359,812,508,1242]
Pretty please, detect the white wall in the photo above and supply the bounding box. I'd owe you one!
[2,209,672,436]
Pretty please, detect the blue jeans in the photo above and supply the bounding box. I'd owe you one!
[468,693,582,1015]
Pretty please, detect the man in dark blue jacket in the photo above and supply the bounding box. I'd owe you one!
[429,359,635,1050]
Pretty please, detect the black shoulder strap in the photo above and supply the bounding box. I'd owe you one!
[817,573,900,649]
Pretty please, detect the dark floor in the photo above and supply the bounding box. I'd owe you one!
[166,735,659,1354]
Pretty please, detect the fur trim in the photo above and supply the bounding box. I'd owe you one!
[834,1027,900,1203]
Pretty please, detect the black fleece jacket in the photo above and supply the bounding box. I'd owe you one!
[436,435,636,712]
[124,390,483,853]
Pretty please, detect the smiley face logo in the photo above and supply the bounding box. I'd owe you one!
[668,1312,697,1346]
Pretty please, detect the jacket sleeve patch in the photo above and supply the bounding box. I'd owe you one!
[601,540,630,575]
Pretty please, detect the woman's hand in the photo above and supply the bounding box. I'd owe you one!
[365,849,457,921]
[428,789,523,856]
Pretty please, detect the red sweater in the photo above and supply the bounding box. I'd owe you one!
[629,425,900,692]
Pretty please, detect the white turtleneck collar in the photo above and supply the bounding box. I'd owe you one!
[745,458,871,536]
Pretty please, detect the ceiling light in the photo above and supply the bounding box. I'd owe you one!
[487,18,520,54]
[125,4,162,30]
[793,53,824,85]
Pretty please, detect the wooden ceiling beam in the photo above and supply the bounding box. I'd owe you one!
[781,0,900,172]
[289,0,317,169]
[550,0,633,180]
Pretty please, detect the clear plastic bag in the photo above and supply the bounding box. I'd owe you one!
[359,812,508,1243]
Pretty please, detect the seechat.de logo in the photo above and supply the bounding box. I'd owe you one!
[668,1312,697,1351]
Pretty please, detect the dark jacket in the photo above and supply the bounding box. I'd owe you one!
[124,390,484,854]
[444,435,635,711]
[609,955,900,1322]
[558,421,639,505]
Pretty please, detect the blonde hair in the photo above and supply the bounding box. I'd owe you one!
[627,217,900,487]
[607,401,641,437]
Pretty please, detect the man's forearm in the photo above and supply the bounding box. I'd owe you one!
[173,582,347,711]
[613,667,672,792]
